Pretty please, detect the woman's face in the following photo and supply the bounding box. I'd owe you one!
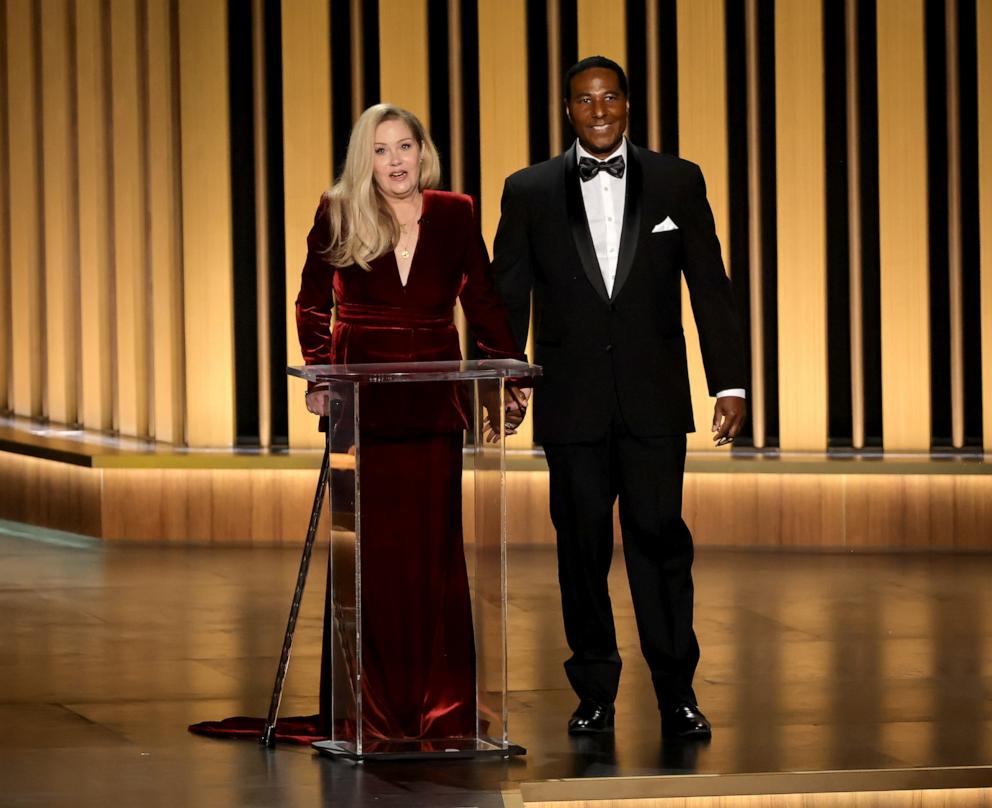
[372,118,422,201]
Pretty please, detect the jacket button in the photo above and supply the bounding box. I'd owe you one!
[605,344,613,352]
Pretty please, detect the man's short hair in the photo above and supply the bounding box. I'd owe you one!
[563,56,629,101]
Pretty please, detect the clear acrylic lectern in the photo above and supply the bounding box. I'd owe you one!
[286,359,539,761]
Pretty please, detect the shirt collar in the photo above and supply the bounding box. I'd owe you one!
[575,137,628,165]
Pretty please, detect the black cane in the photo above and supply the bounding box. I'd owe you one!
[260,403,337,747]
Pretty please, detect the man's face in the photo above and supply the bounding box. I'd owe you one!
[565,67,628,158]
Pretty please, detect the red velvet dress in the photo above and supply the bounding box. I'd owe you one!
[190,190,522,746]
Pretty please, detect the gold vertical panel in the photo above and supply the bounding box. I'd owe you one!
[676,0,729,451]
[478,0,529,448]
[178,0,235,447]
[147,0,184,444]
[378,0,429,125]
[110,0,149,437]
[281,0,331,449]
[0,0,8,412]
[577,0,626,64]
[745,0,766,449]
[75,0,114,431]
[775,0,827,451]
[40,2,78,426]
[5,0,43,417]
[846,0,865,449]
[877,0,930,451]
[979,0,992,453]
[646,0,662,152]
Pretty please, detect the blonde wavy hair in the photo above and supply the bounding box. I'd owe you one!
[323,104,442,270]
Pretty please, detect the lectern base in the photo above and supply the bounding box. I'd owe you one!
[312,736,527,762]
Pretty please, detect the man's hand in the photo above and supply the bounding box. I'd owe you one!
[503,384,532,436]
[483,383,532,443]
[712,396,746,445]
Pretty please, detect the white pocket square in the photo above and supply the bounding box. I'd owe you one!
[652,217,678,233]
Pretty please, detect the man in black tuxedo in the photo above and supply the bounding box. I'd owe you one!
[492,56,746,739]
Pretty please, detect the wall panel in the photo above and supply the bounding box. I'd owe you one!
[75,0,114,432]
[0,0,11,412]
[979,0,992,453]
[178,0,235,446]
[676,0,730,451]
[478,0,528,448]
[577,0,626,65]
[378,0,429,125]
[5,0,43,417]
[40,2,78,426]
[109,0,149,437]
[876,0,930,450]
[281,0,331,450]
[146,0,184,444]
[775,0,827,451]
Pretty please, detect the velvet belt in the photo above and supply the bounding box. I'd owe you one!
[336,302,453,329]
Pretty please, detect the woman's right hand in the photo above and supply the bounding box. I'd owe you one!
[305,388,331,416]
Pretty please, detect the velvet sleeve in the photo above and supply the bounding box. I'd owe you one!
[294,193,335,386]
[456,196,527,362]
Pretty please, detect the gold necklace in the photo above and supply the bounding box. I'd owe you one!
[396,197,423,259]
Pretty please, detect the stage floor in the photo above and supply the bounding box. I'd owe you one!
[1,523,990,807]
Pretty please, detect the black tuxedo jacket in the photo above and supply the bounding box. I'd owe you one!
[492,141,746,443]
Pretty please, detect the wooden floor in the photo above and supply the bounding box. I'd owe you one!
[2,521,991,807]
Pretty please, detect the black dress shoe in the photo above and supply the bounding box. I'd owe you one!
[662,703,712,739]
[567,700,615,734]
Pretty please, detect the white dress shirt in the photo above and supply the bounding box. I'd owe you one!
[575,139,745,401]
[576,140,626,298]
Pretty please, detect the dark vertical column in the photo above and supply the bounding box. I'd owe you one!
[330,0,353,175]
[926,0,952,448]
[824,0,852,446]
[229,0,260,446]
[757,0,779,447]
[957,0,983,447]
[558,0,578,148]
[658,0,678,155]
[526,0,550,165]
[362,0,380,107]
[264,0,288,448]
[459,0,481,203]
[625,0,648,147]
[428,0,451,186]
[725,0,751,443]
[856,0,882,447]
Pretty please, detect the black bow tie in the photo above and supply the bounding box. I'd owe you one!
[578,154,625,181]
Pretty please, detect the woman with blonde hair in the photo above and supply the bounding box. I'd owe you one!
[294,104,524,745]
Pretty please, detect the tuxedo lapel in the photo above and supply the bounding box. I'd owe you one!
[611,142,642,301]
[563,144,610,303]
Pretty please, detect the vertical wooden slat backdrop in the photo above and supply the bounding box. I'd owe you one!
[745,0,766,450]
[178,0,235,447]
[845,0,865,449]
[378,0,429,125]
[281,0,331,450]
[1,1,990,456]
[979,0,992,453]
[676,0,730,451]
[775,0,827,452]
[75,0,114,432]
[110,0,149,437]
[876,0,931,451]
[147,0,184,444]
[577,0,626,65]
[6,0,43,418]
[40,2,77,427]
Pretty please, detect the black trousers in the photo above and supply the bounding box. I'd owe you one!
[543,408,699,712]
